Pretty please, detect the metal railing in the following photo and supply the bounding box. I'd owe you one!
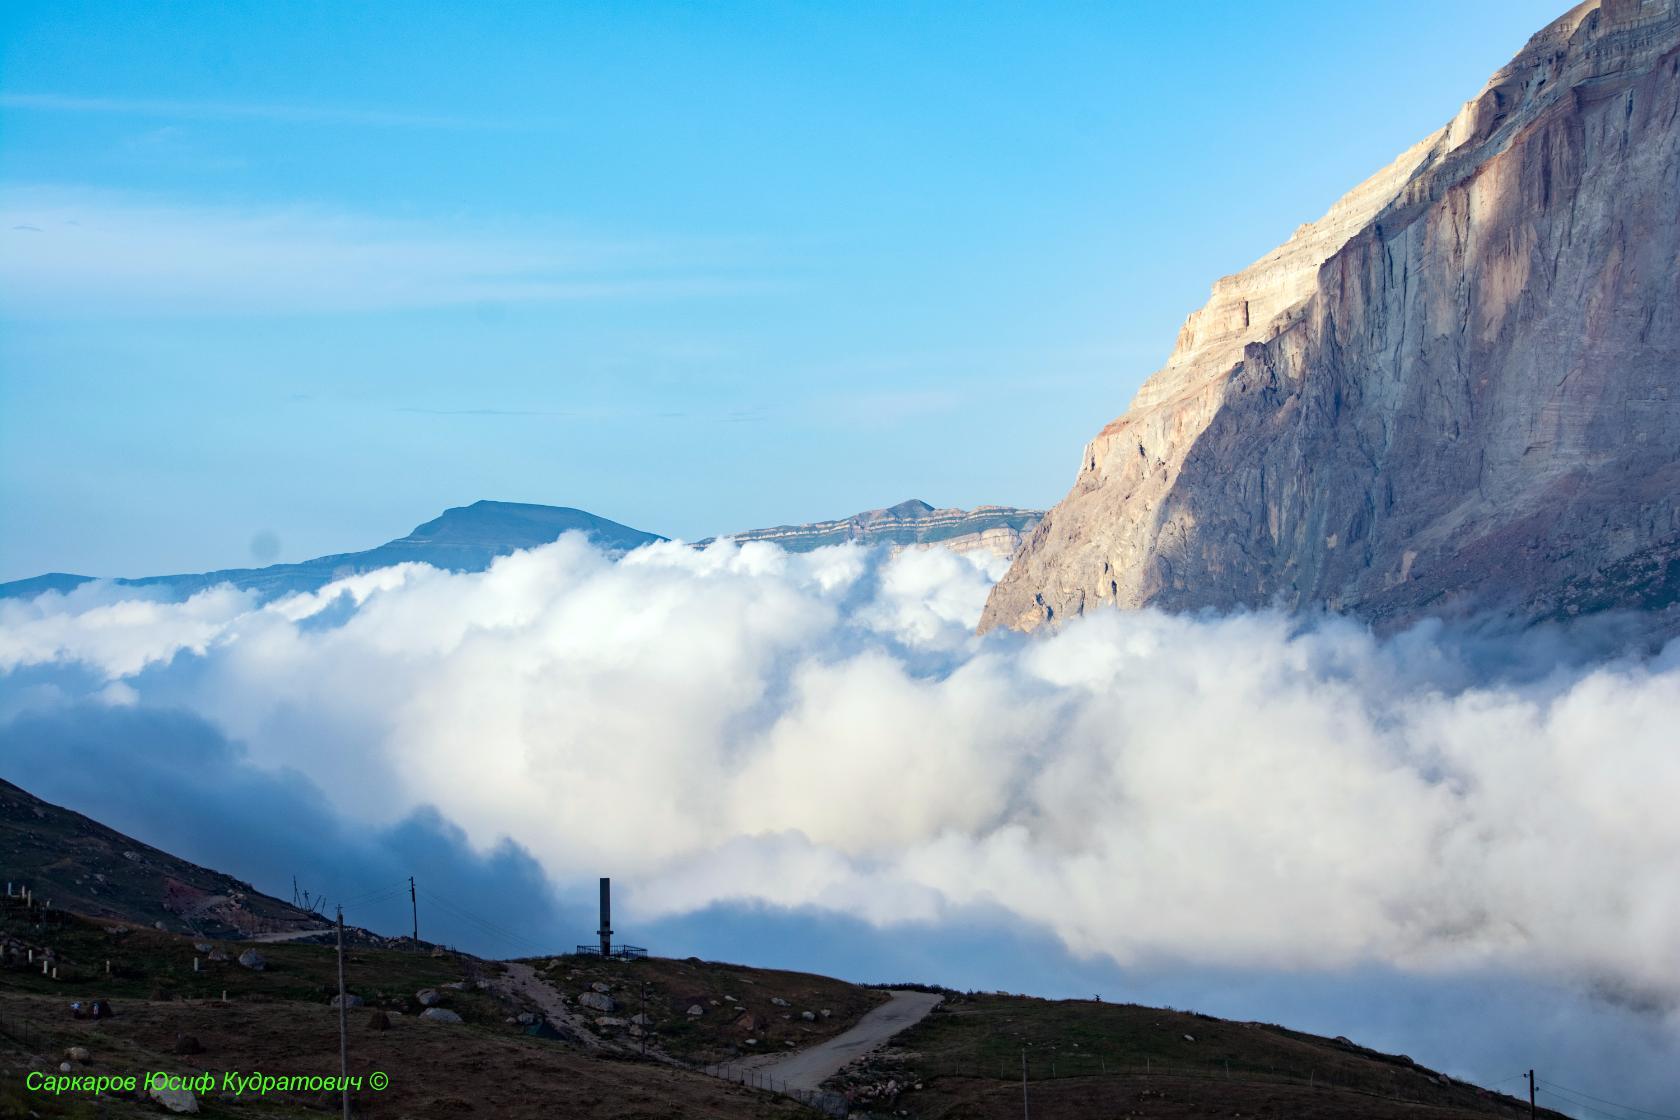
[571,944,648,959]
[701,1062,850,1118]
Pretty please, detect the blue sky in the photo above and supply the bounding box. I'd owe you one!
[1,0,1561,580]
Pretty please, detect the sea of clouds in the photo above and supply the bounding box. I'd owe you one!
[3,534,1677,1106]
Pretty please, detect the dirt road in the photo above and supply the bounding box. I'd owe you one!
[738,989,942,1092]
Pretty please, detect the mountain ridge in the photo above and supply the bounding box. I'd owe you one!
[697,498,1044,559]
[0,500,666,602]
[1,498,1047,602]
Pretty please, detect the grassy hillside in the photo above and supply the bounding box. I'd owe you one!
[0,909,812,1120]
[528,952,888,1063]
[831,991,1562,1119]
[0,779,326,941]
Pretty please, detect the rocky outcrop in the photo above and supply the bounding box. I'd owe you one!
[704,499,1044,561]
[982,0,1680,634]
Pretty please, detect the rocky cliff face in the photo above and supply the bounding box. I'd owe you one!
[982,0,1680,634]
[704,499,1044,560]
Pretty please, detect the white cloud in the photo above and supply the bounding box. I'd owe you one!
[4,533,1680,1027]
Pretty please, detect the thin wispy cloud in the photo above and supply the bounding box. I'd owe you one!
[394,407,574,417]
[0,186,766,317]
[0,92,521,131]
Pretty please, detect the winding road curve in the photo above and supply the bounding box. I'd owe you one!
[737,990,943,1092]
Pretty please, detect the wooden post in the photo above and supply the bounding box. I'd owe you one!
[336,907,350,1120]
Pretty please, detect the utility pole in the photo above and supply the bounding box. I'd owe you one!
[336,907,350,1120]
[1021,1047,1029,1120]
[1526,1069,1536,1120]
[409,877,418,949]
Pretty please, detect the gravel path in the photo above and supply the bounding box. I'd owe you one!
[735,990,942,1092]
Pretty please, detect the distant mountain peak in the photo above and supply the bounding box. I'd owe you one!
[0,502,665,602]
[699,500,1044,559]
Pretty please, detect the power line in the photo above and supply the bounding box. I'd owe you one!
[415,887,548,954]
[1538,1079,1680,1120]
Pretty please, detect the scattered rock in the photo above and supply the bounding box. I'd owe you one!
[590,981,612,994]
[820,1008,832,1019]
[629,1025,645,1039]
[443,981,466,990]
[65,1046,90,1062]
[801,1011,815,1021]
[173,1034,201,1055]
[367,1011,390,1031]
[193,942,213,953]
[415,989,442,1007]
[629,1013,652,1027]
[330,994,364,1009]
[420,1008,463,1024]
[744,1038,758,1047]
[1182,1034,1195,1043]
[148,1086,198,1113]
[206,950,228,963]
[236,949,265,971]
[770,997,790,1007]
[59,1061,73,1073]
[596,1016,628,1028]
[516,1012,535,1025]
[577,992,615,1013]
[687,1004,705,1018]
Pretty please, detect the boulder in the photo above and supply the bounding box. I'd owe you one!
[577,991,615,1013]
[516,1012,535,1025]
[590,981,612,994]
[629,1013,652,1027]
[443,981,466,990]
[206,950,228,963]
[770,997,790,1007]
[415,989,442,1007]
[148,1086,199,1113]
[801,1011,816,1021]
[330,994,364,1009]
[686,1004,705,1018]
[1182,1034,1195,1043]
[420,1008,463,1024]
[193,942,213,953]
[596,1016,628,1028]
[65,1046,90,1062]
[236,949,265,971]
